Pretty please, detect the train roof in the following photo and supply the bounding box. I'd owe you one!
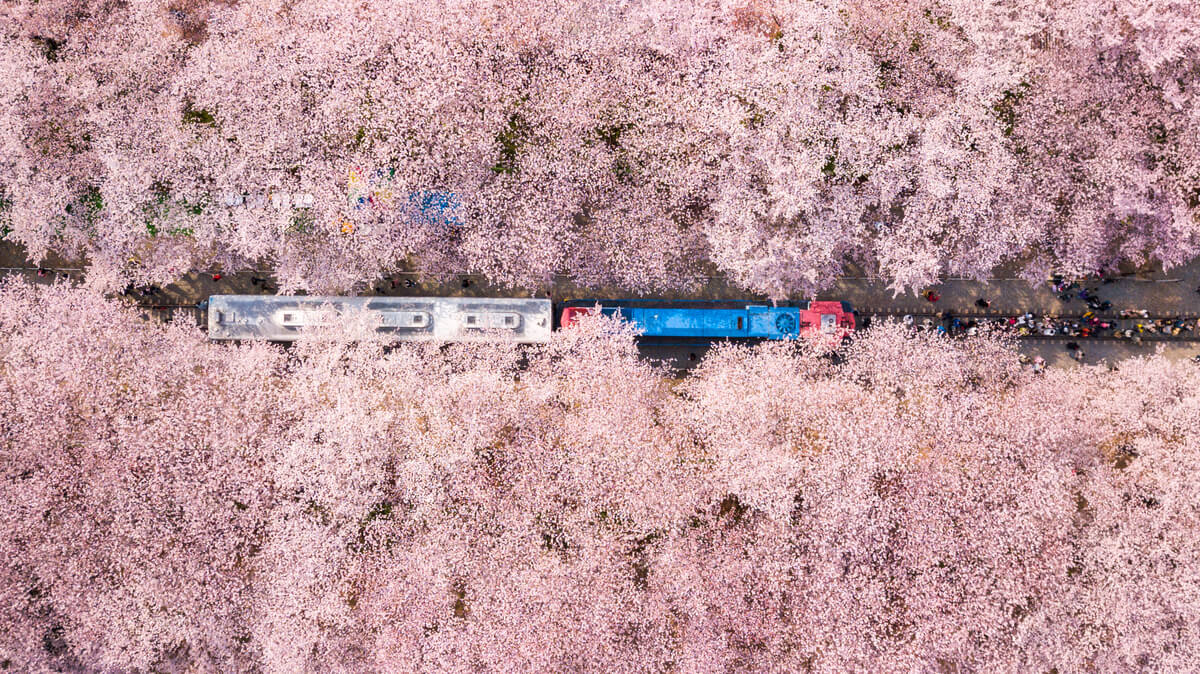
[207,295,553,343]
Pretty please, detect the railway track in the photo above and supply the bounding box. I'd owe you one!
[130,304,207,327]
[123,303,1200,344]
[9,261,1196,343]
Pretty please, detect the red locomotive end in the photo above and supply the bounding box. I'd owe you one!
[799,301,856,339]
[560,306,595,328]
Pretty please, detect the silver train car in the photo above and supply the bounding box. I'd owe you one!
[207,295,553,343]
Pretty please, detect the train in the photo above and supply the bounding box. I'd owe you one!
[206,295,553,343]
[206,295,856,343]
[560,299,856,340]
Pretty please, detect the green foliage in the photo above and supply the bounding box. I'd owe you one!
[82,187,103,221]
[613,155,636,183]
[304,500,331,526]
[491,112,531,175]
[452,585,469,618]
[923,8,952,30]
[594,122,634,150]
[993,82,1031,138]
[361,501,394,525]
[285,211,314,235]
[142,187,202,238]
[182,102,217,128]
[536,514,569,552]
[734,94,766,130]
[0,191,11,240]
[583,117,641,183]
[877,59,901,89]
[353,501,398,553]
[63,187,104,236]
[1148,121,1169,145]
[822,139,839,178]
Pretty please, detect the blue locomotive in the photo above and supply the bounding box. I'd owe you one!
[560,299,856,340]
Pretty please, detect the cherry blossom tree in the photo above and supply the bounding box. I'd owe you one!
[976,0,1200,280]
[0,277,287,671]
[0,0,1195,292]
[3,278,1200,670]
[1,0,1196,294]
[1058,353,1200,671]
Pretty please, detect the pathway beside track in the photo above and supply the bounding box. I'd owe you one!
[4,241,1200,371]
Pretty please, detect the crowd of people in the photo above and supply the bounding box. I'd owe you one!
[909,272,1200,351]
[901,308,1200,369]
[903,309,1197,341]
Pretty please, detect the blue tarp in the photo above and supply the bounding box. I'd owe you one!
[406,190,462,230]
[348,169,462,230]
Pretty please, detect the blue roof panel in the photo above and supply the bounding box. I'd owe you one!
[618,308,749,338]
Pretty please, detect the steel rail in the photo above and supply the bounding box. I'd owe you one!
[128,306,1200,343]
[863,310,1200,320]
